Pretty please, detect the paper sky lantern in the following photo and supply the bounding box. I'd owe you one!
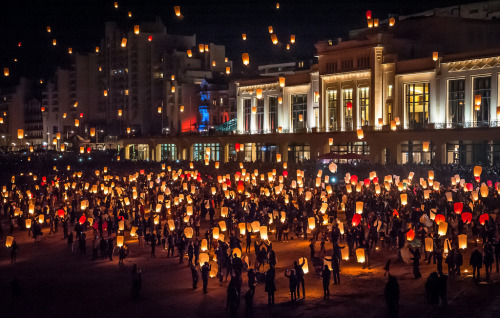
[251,221,260,233]
[5,236,13,248]
[480,185,488,198]
[260,226,268,240]
[366,10,372,19]
[454,202,463,214]
[38,214,45,224]
[117,236,124,247]
[242,53,249,65]
[425,237,434,252]
[355,201,363,214]
[238,223,246,235]
[357,129,364,139]
[435,214,445,225]
[438,221,448,236]
[389,17,396,26]
[423,142,430,152]
[279,77,285,87]
[121,38,127,47]
[356,248,366,263]
[308,217,315,230]
[17,129,24,139]
[256,88,263,99]
[79,215,87,225]
[458,234,467,249]
[352,214,361,226]
[26,219,32,229]
[329,163,337,173]
[184,227,194,239]
[299,257,309,274]
[433,52,438,61]
[268,26,273,34]
[174,6,181,16]
[406,229,415,241]
[479,213,489,225]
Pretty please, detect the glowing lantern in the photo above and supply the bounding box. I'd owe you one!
[356,248,366,263]
[242,53,249,65]
[454,202,463,214]
[458,234,467,249]
[329,163,337,173]
[38,214,45,224]
[184,227,194,239]
[121,38,127,48]
[367,19,373,28]
[438,222,448,236]
[17,129,24,139]
[260,226,268,240]
[104,90,108,97]
[479,213,489,225]
[52,39,57,46]
[428,171,434,180]
[373,19,379,27]
[171,86,176,93]
[432,52,439,61]
[256,89,263,99]
[423,142,430,152]
[5,236,13,248]
[474,95,481,111]
[174,6,181,16]
[355,201,363,214]
[271,34,278,44]
[180,106,184,112]
[328,138,333,146]
[352,214,361,226]
[400,194,407,206]
[278,77,286,87]
[127,127,131,134]
[308,217,315,230]
[366,10,372,19]
[199,44,205,52]
[148,35,153,42]
[435,214,445,225]
[134,25,140,35]
[356,129,364,140]
[389,17,396,26]
[114,2,118,9]
[268,26,273,34]
[116,236,124,247]
[299,257,309,274]
[26,219,32,229]
[473,166,482,179]
[90,128,96,137]
[425,238,434,252]
[187,50,192,57]
[406,229,415,241]
[390,120,397,131]
[480,185,488,197]
[226,67,231,74]
[290,34,295,43]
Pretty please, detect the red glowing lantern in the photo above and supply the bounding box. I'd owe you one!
[350,175,358,184]
[366,10,372,19]
[87,147,91,153]
[435,214,445,224]
[237,184,244,193]
[80,112,83,118]
[479,213,489,225]
[392,209,399,218]
[346,102,353,111]
[235,143,240,152]
[474,176,480,182]
[197,176,202,182]
[226,180,231,187]
[352,214,361,226]
[93,221,99,230]
[453,202,463,214]
[406,229,415,241]
[373,177,379,184]
[466,183,473,191]
[283,171,288,178]
[487,180,492,187]
[42,176,47,183]
[363,178,370,186]
[79,215,86,225]
[461,212,472,224]
[57,209,65,217]
[148,36,153,42]
[140,169,145,175]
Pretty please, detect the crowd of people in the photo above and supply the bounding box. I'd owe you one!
[1,152,500,317]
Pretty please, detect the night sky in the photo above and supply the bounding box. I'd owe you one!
[0,0,466,85]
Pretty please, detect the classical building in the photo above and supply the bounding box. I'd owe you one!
[122,14,500,166]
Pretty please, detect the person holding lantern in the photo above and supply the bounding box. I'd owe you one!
[201,261,211,293]
[294,259,306,299]
[284,269,298,302]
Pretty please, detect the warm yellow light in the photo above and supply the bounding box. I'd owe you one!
[121,38,127,48]
[433,52,438,61]
[134,25,140,35]
[242,33,247,40]
[290,35,295,43]
[3,68,9,77]
[187,50,192,57]
[180,105,184,112]
[174,6,181,17]
[268,26,273,34]
[279,77,285,87]
[242,53,249,65]
[271,34,278,44]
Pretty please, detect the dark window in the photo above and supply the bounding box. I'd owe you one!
[448,79,465,125]
[269,96,278,132]
[292,94,307,132]
[473,77,491,124]
[243,99,251,131]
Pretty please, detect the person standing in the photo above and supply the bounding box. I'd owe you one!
[265,266,276,305]
[190,264,199,289]
[384,275,399,317]
[10,240,18,263]
[284,269,298,302]
[470,248,483,281]
[410,247,421,279]
[150,233,156,258]
[201,262,211,293]
[294,259,306,299]
[321,265,331,299]
[131,264,142,299]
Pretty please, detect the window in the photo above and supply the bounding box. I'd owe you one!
[448,79,465,126]
[330,141,370,156]
[243,99,251,131]
[405,83,429,128]
[473,77,491,124]
[341,59,353,70]
[342,88,353,131]
[289,144,310,163]
[256,99,264,132]
[269,96,278,132]
[327,90,338,131]
[400,141,432,164]
[193,143,220,161]
[291,94,307,132]
[356,57,370,68]
[160,144,177,161]
[358,87,369,127]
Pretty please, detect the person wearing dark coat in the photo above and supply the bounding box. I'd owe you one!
[264,266,276,305]
[294,259,306,299]
[321,265,331,299]
[384,274,399,317]
[410,247,422,279]
[284,269,298,301]
[190,264,199,289]
[201,262,211,293]
[483,241,494,281]
[470,249,483,281]
[10,240,18,263]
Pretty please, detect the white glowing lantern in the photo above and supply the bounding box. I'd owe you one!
[438,222,448,236]
[356,248,366,263]
[299,257,309,274]
[458,234,467,249]
[260,226,268,240]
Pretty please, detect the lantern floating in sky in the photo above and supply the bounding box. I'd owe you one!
[367,19,373,28]
[357,129,364,140]
[260,226,268,240]
[423,142,430,152]
[279,77,285,87]
[389,17,396,26]
[184,227,194,239]
[5,236,13,248]
[121,38,127,48]
[458,234,467,249]
[438,221,448,236]
[134,25,140,35]
[406,229,415,241]
[268,26,273,34]
[433,52,438,61]
[474,95,481,111]
[271,34,278,44]
[242,53,249,65]
[174,6,181,17]
[187,50,192,57]
[373,19,379,27]
[425,237,434,252]
[17,129,24,139]
[226,67,231,74]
